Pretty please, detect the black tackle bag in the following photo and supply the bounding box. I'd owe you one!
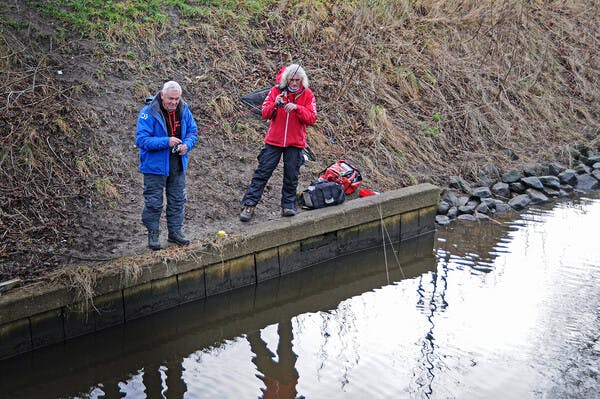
[300,181,346,209]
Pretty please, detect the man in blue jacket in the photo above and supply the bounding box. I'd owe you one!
[136,81,198,250]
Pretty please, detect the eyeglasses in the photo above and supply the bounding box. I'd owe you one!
[289,78,301,82]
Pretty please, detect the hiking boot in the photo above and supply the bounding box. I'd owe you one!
[168,231,190,246]
[281,208,296,217]
[240,205,255,222]
[148,230,161,251]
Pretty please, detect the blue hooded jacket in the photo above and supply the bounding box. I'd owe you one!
[136,93,198,175]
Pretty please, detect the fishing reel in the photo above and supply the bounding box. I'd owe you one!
[276,86,288,108]
[171,143,183,154]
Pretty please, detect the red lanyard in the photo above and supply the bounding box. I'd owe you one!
[167,111,181,137]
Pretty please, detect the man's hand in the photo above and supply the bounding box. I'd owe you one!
[169,137,182,147]
[275,93,285,107]
[284,103,297,113]
[178,144,188,155]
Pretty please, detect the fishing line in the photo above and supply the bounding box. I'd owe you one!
[197,63,302,134]
[378,204,406,280]
[197,102,262,134]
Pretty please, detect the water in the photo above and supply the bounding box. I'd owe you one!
[1,196,599,399]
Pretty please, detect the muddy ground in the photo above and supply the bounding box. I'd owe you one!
[73,122,342,264]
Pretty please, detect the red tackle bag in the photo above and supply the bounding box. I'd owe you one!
[319,160,362,195]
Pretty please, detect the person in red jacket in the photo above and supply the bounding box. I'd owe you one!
[240,64,317,221]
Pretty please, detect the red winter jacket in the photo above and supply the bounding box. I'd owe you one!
[261,83,317,149]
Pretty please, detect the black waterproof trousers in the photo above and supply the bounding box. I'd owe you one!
[241,144,303,210]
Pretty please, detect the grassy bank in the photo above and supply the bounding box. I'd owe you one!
[0,0,598,282]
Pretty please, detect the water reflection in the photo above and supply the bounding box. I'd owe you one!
[247,320,300,398]
[412,259,449,399]
[0,235,435,398]
[2,195,599,398]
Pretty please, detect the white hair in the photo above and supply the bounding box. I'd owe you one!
[279,64,309,89]
[162,81,182,95]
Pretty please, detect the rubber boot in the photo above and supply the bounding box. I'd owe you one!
[240,205,255,222]
[168,231,190,246]
[148,230,161,251]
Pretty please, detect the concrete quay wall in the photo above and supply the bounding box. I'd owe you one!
[0,183,440,360]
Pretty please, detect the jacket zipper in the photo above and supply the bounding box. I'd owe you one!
[283,112,289,147]
[152,104,171,174]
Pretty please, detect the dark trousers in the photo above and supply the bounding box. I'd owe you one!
[142,171,186,233]
[241,144,303,210]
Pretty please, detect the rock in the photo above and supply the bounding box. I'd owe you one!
[547,162,567,176]
[494,202,512,213]
[437,201,451,214]
[449,176,471,193]
[538,175,561,190]
[458,200,478,214]
[521,176,544,190]
[523,167,536,177]
[480,164,500,181]
[457,214,477,222]
[471,186,492,199]
[475,213,491,221]
[447,206,458,219]
[524,164,549,177]
[458,196,469,206]
[480,198,497,209]
[592,162,600,170]
[560,184,574,193]
[476,202,492,214]
[526,188,549,204]
[502,170,523,183]
[558,189,571,198]
[509,182,527,194]
[478,164,500,187]
[558,169,578,185]
[477,175,494,188]
[575,174,600,191]
[560,184,577,193]
[491,182,510,198]
[592,170,600,181]
[585,155,600,166]
[436,215,451,225]
[441,190,460,206]
[541,187,560,197]
[574,163,592,174]
[509,194,531,210]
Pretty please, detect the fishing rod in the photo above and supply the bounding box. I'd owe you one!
[199,62,303,133]
[196,63,317,160]
[197,102,262,134]
[269,63,302,119]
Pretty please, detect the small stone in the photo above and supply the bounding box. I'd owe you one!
[502,170,523,183]
[521,176,544,190]
[526,188,549,204]
[435,215,451,225]
[508,194,531,210]
[457,214,477,222]
[471,186,492,199]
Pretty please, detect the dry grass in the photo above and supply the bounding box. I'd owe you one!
[0,0,598,283]
[53,265,98,315]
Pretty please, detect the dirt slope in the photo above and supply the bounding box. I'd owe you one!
[0,1,598,284]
